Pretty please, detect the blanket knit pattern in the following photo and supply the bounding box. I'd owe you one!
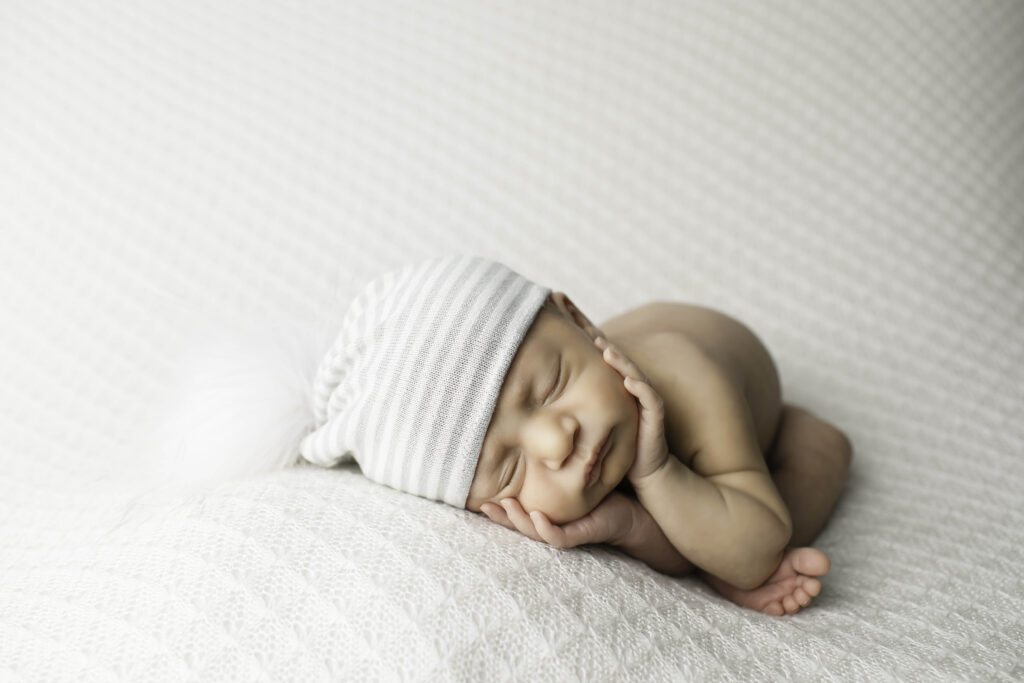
[1,1,1021,680]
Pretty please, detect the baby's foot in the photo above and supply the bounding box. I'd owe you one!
[704,547,830,616]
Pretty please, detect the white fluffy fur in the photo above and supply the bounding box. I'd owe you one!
[135,311,333,496]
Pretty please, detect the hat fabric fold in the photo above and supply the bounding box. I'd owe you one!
[299,254,551,507]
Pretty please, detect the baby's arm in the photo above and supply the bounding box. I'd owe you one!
[603,335,792,590]
[635,452,790,589]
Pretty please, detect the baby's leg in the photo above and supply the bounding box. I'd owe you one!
[766,404,853,547]
[703,546,830,616]
[702,409,850,615]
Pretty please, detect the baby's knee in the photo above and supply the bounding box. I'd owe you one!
[797,407,853,473]
[821,422,853,472]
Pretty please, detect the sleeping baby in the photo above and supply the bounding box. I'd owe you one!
[294,254,852,616]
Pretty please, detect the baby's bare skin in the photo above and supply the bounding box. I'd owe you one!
[601,303,852,529]
[470,295,852,615]
[600,301,851,614]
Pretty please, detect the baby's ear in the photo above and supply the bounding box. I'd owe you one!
[553,292,603,341]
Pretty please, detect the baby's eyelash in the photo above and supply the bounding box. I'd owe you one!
[545,363,562,402]
[502,452,521,489]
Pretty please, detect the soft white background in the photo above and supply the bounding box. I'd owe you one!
[2,1,1022,680]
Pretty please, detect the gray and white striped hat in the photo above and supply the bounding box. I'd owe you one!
[299,255,551,507]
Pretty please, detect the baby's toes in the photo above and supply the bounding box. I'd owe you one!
[791,547,831,576]
[782,595,801,614]
[799,576,822,597]
[794,587,812,607]
[763,601,785,617]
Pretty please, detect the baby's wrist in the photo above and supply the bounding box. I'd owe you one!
[630,454,682,498]
[607,494,695,577]
[603,495,646,546]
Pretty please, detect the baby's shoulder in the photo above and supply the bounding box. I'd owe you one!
[600,302,738,382]
[611,330,726,469]
[601,300,784,460]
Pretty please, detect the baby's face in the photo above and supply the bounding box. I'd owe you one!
[466,294,639,525]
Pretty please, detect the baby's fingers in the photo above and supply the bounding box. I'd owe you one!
[595,338,661,405]
[528,510,572,548]
[483,499,539,540]
[486,499,597,550]
[499,498,544,542]
[624,374,665,416]
[595,338,650,383]
[480,502,515,531]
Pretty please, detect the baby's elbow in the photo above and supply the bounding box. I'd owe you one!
[735,528,791,590]
[731,546,788,591]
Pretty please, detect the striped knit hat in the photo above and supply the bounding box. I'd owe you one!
[298,255,551,507]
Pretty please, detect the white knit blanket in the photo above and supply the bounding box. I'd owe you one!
[2,1,1022,680]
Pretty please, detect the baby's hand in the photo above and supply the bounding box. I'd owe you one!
[594,337,672,487]
[481,492,637,549]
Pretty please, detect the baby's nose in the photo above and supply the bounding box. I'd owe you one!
[541,414,579,468]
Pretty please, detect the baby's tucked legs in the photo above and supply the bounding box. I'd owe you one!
[702,404,852,615]
[766,404,853,547]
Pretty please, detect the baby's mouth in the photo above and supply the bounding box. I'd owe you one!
[585,428,612,486]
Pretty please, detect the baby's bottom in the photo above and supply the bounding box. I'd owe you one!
[764,404,853,547]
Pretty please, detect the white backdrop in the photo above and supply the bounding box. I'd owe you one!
[2,1,1022,680]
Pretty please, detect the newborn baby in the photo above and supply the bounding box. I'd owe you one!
[294,254,851,617]
[464,293,852,616]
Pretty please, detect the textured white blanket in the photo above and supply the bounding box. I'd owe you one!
[2,1,1022,680]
